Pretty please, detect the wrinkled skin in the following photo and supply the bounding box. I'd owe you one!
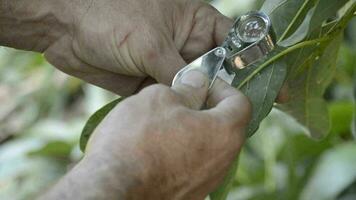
[41,71,251,200]
[0,1,286,199]
[47,0,233,95]
[1,0,288,99]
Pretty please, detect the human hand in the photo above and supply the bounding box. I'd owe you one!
[40,0,233,95]
[1,0,289,101]
[78,70,251,200]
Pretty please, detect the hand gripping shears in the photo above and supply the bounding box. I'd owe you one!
[172,11,276,87]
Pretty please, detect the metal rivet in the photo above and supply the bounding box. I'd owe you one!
[214,48,226,57]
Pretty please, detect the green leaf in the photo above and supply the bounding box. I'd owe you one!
[241,61,287,135]
[211,55,287,200]
[79,98,124,152]
[261,0,318,41]
[329,101,355,136]
[353,76,356,138]
[280,34,344,139]
[233,54,288,136]
[28,141,73,159]
[211,1,354,199]
[278,6,317,46]
[278,2,355,139]
[280,0,350,46]
[300,142,356,200]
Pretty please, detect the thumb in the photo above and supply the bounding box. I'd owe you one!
[145,47,187,86]
[213,12,234,45]
[171,70,209,110]
[206,79,252,127]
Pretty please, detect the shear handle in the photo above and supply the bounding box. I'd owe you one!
[172,47,227,88]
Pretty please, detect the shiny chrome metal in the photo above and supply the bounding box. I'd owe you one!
[227,33,275,69]
[172,47,226,88]
[172,11,276,88]
[216,68,235,85]
[222,11,275,71]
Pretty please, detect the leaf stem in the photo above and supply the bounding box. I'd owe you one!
[278,0,313,42]
[237,36,331,89]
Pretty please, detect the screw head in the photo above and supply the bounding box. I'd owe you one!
[214,48,226,57]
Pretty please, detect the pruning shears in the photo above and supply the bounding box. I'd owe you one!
[172,11,276,87]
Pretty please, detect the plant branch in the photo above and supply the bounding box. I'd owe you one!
[237,36,331,89]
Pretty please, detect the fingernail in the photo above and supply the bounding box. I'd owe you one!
[180,70,207,88]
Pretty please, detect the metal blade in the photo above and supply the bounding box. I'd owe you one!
[172,47,227,88]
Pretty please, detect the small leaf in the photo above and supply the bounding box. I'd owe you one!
[28,141,73,159]
[80,98,124,152]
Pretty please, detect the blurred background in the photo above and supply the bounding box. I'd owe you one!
[0,0,355,200]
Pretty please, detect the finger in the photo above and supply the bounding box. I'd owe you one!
[206,79,251,127]
[179,5,234,62]
[144,46,187,86]
[213,12,234,45]
[44,35,145,96]
[171,70,209,110]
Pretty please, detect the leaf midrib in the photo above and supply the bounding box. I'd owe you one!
[278,0,315,42]
[255,63,276,119]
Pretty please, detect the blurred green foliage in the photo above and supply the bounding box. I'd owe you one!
[0,0,355,200]
[0,48,115,199]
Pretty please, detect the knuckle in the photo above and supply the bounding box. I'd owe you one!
[140,84,177,102]
[193,2,219,21]
[213,91,252,128]
[141,84,167,95]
